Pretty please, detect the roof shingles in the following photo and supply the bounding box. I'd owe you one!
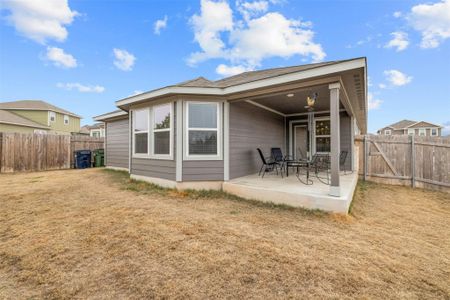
[0,100,81,118]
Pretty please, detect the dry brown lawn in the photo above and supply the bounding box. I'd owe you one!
[0,168,449,299]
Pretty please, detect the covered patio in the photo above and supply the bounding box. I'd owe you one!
[224,59,366,213]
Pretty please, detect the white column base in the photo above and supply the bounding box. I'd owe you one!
[329,185,341,197]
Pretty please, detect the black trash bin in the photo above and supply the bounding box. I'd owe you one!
[74,150,91,169]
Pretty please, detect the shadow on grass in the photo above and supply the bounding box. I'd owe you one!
[102,168,327,217]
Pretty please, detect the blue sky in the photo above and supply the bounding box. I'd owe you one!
[0,0,449,134]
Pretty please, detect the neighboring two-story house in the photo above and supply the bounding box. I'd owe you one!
[80,123,105,138]
[0,100,81,135]
[377,119,442,137]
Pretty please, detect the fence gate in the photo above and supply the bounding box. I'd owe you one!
[356,134,450,192]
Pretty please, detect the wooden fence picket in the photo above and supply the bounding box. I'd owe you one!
[0,133,104,173]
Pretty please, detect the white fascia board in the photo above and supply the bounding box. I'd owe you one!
[116,86,223,107]
[115,58,367,107]
[94,110,128,121]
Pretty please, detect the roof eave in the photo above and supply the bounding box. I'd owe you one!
[0,121,50,130]
[93,110,128,121]
[115,57,367,108]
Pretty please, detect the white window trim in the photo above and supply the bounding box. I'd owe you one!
[151,103,174,160]
[49,111,56,123]
[184,101,222,161]
[313,117,331,154]
[131,103,174,160]
[418,128,426,136]
[384,129,391,135]
[431,128,438,136]
[64,114,69,125]
[408,129,415,136]
[132,107,150,157]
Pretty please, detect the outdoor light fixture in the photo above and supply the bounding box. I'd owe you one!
[286,93,294,97]
[306,92,318,108]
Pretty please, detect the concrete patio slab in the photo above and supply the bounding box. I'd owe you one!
[222,172,358,213]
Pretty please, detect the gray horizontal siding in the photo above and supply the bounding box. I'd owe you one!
[229,101,285,179]
[340,114,352,171]
[106,118,129,169]
[182,160,224,181]
[132,158,176,180]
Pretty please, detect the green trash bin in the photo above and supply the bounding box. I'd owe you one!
[93,149,105,167]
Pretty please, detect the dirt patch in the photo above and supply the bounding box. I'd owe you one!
[0,169,449,299]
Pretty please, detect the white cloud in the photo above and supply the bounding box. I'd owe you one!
[45,46,77,68]
[378,83,387,89]
[384,31,409,51]
[368,92,383,110]
[2,0,78,44]
[113,48,136,71]
[57,82,105,93]
[384,69,413,86]
[237,0,269,21]
[393,11,402,18]
[216,64,252,76]
[129,90,144,96]
[188,0,325,74]
[154,15,168,35]
[229,12,326,65]
[189,0,233,63]
[408,0,450,48]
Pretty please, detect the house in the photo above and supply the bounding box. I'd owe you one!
[94,57,367,213]
[80,123,105,138]
[377,120,442,137]
[0,100,81,135]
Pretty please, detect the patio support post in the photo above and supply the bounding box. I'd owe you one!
[329,82,341,197]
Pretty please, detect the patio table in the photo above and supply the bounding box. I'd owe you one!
[286,159,308,176]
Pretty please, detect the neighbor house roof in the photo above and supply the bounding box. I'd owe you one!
[381,119,442,131]
[115,57,367,108]
[0,100,82,118]
[0,109,50,129]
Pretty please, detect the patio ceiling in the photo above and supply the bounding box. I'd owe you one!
[244,84,344,115]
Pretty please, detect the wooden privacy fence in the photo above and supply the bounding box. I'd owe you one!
[0,133,104,173]
[355,134,450,192]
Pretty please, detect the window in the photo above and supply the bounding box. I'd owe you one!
[92,131,100,138]
[315,119,330,153]
[152,103,171,156]
[186,102,220,158]
[133,108,149,155]
[408,129,415,136]
[49,111,56,123]
[64,115,69,125]
[431,128,438,136]
[418,128,426,136]
[385,129,391,135]
[131,103,174,159]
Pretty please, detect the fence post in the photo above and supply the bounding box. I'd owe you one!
[411,135,415,188]
[363,135,367,181]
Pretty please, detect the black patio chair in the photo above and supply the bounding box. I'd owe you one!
[270,147,293,176]
[293,153,329,185]
[257,148,280,178]
[315,154,331,184]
